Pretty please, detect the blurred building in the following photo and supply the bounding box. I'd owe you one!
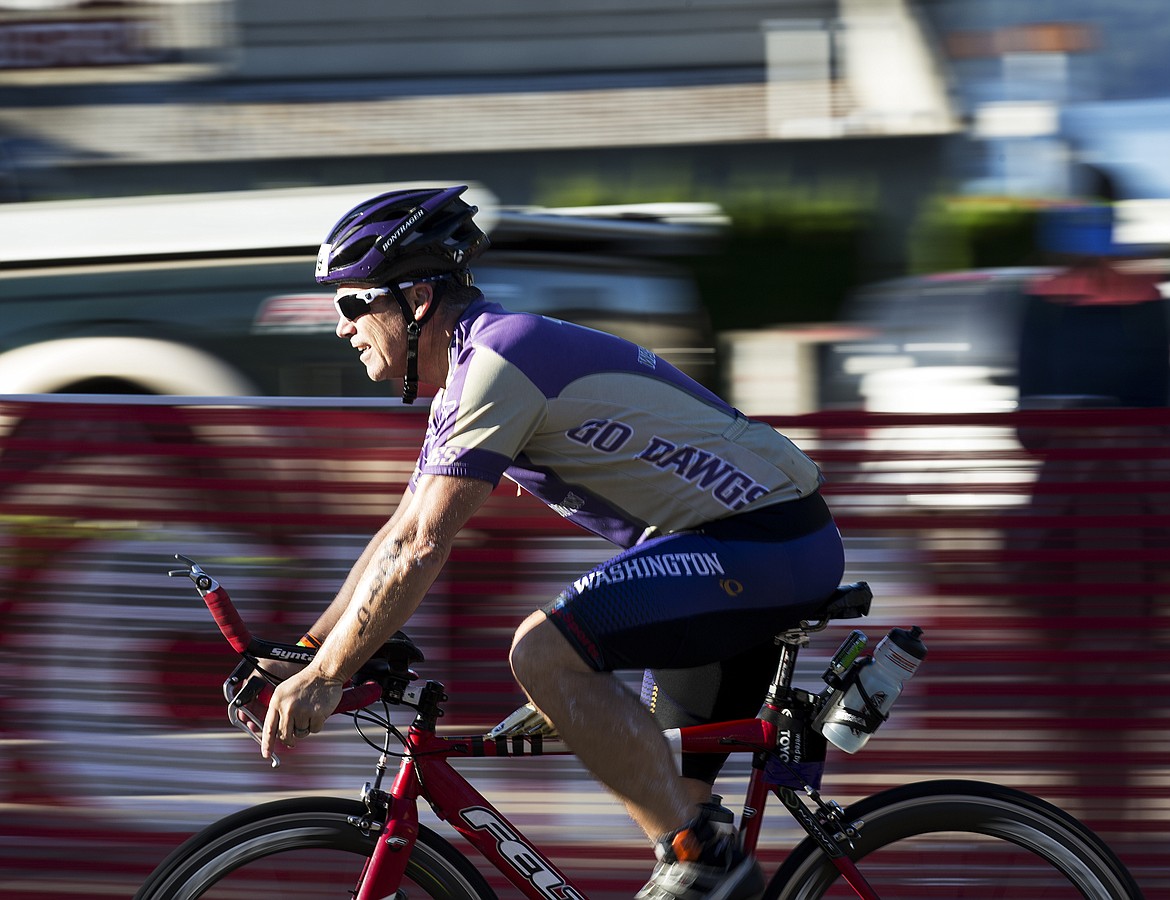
[920,0,1170,203]
[5,2,1170,213]
[0,0,958,204]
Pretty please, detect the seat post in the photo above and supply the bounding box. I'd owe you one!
[762,629,808,707]
[761,582,873,709]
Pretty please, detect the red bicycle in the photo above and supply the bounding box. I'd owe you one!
[134,555,1142,899]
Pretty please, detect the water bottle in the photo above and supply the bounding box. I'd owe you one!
[815,626,927,754]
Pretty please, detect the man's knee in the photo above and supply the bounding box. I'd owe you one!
[510,610,590,690]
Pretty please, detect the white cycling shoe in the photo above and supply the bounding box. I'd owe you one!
[635,816,764,900]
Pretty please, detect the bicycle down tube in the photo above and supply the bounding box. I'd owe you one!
[369,727,581,900]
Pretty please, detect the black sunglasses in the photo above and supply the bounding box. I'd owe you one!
[333,286,395,322]
[333,275,453,322]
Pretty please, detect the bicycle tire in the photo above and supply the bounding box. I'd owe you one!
[134,796,498,900]
[766,779,1143,900]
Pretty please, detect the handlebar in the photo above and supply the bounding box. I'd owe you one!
[169,554,419,765]
[185,563,252,654]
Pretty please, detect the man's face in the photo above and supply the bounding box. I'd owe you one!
[333,285,405,383]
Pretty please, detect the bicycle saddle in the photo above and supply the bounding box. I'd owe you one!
[816,582,872,621]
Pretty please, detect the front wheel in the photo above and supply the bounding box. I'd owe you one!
[134,796,497,900]
[767,780,1142,899]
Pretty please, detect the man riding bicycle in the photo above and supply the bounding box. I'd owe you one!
[261,185,845,900]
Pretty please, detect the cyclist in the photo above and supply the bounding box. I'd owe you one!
[263,185,845,900]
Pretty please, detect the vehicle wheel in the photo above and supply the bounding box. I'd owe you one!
[134,796,496,900]
[767,780,1142,899]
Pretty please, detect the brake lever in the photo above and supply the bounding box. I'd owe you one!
[224,672,281,769]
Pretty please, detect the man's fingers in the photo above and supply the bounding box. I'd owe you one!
[261,703,281,758]
[256,671,338,758]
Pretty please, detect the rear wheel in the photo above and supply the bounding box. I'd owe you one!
[134,796,496,900]
[767,780,1142,899]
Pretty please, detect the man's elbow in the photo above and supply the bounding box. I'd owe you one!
[380,529,454,580]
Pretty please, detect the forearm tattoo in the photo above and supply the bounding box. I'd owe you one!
[360,538,403,636]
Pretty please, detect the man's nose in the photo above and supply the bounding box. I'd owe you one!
[335,316,355,339]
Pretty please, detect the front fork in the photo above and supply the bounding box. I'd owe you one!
[349,753,423,900]
[345,681,451,900]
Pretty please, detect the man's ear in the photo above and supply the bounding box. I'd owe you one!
[411,283,435,321]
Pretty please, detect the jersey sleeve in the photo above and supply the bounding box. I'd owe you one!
[414,344,548,486]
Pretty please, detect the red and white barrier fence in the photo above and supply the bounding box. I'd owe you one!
[0,398,1166,897]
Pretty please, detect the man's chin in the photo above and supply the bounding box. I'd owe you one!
[365,363,394,383]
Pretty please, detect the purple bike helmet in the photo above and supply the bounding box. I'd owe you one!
[315,185,489,403]
[314,184,489,286]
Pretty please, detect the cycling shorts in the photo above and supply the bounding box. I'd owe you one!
[542,492,844,782]
[543,492,845,672]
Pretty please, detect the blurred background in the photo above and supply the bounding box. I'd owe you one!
[1,0,1168,897]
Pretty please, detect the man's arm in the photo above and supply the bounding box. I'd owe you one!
[299,484,417,646]
[250,486,416,691]
[261,473,495,756]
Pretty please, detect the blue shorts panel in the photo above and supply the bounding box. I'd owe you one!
[543,520,845,672]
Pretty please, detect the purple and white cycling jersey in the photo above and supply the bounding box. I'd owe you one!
[411,300,823,548]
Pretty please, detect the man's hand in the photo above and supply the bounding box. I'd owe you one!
[232,659,302,744]
[260,667,345,760]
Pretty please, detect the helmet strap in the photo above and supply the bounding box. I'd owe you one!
[389,280,446,405]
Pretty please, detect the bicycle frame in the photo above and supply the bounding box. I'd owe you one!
[355,688,879,900]
[357,723,579,900]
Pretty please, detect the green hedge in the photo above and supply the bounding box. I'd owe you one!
[908,196,1042,275]
[535,175,876,331]
[535,175,1048,329]
[687,198,872,331]
[699,193,1047,328]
